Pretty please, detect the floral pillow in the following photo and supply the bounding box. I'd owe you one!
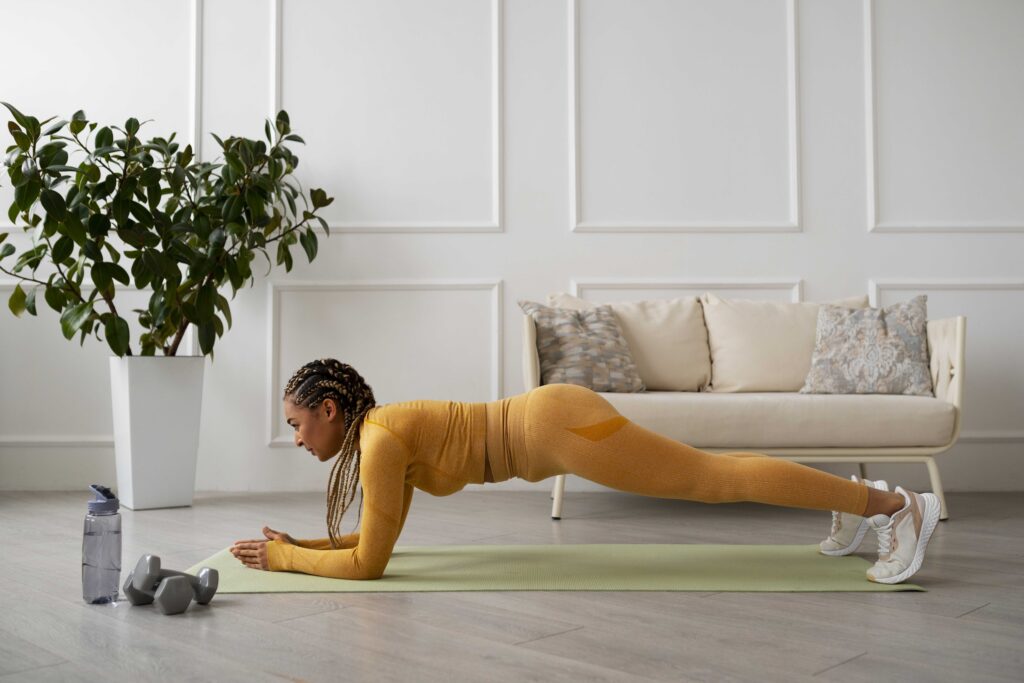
[800,295,934,396]
[518,300,645,392]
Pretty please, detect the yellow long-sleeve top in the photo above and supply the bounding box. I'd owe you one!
[264,395,525,580]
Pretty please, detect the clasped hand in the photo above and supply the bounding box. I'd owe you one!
[230,526,295,570]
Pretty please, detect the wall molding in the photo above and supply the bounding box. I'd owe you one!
[569,0,801,233]
[272,0,504,234]
[570,277,805,302]
[0,279,198,449]
[266,279,504,449]
[0,0,203,231]
[864,0,1024,234]
[870,277,1024,442]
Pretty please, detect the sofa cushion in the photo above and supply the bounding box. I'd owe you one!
[547,292,710,391]
[800,295,934,396]
[518,300,645,392]
[700,293,870,392]
[597,391,956,448]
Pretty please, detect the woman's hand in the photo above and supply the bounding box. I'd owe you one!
[231,526,295,570]
[231,540,269,570]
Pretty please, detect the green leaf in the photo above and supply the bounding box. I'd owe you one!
[299,227,318,262]
[95,127,113,149]
[147,183,161,209]
[245,189,265,218]
[86,214,110,240]
[24,286,38,315]
[40,189,67,219]
[198,320,215,354]
[69,116,86,135]
[129,202,153,227]
[60,301,93,340]
[1,102,30,130]
[283,134,305,144]
[214,292,232,329]
[109,262,131,286]
[14,176,41,211]
[82,240,103,262]
[52,234,74,262]
[23,115,40,141]
[104,314,131,356]
[8,283,26,316]
[264,120,272,143]
[91,262,112,290]
[224,256,242,290]
[275,110,290,135]
[44,285,66,312]
[310,187,333,209]
[181,300,200,324]
[1,243,16,260]
[42,119,67,136]
[139,167,161,186]
[125,118,140,136]
[197,283,215,319]
[10,128,30,151]
[45,164,83,174]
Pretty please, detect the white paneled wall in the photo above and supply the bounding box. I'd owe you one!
[1,0,1022,494]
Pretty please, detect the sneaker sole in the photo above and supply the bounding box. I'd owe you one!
[819,519,870,556]
[867,492,941,584]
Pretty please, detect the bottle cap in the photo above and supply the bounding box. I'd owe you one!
[87,484,119,514]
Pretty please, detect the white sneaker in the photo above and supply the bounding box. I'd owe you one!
[818,475,889,556]
[865,485,941,584]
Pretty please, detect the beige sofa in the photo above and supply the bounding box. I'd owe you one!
[522,292,966,521]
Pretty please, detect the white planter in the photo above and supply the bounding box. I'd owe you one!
[109,355,206,510]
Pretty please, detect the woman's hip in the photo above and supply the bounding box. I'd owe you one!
[522,383,627,479]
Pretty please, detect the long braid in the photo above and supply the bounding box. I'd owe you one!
[282,358,376,549]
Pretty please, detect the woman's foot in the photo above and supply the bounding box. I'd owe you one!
[865,486,941,584]
[819,475,889,556]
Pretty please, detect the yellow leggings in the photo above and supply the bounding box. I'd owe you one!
[512,384,870,516]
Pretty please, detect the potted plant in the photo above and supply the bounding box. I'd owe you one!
[1,103,334,509]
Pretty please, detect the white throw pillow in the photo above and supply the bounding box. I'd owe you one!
[700,292,870,392]
[547,292,711,391]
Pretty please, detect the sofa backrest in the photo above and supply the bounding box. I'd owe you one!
[699,292,870,392]
[528,292,884,393]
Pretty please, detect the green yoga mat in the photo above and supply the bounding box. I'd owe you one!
[186,544,924,592]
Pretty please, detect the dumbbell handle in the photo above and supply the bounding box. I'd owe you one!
[138,568,217,604]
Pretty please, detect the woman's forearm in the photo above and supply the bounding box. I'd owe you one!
[265,539,386,580]
[293,532,360,550]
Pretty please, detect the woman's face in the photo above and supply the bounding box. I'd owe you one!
[284,398,346,462]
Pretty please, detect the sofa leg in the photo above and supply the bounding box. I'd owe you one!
[925,457,949,521]
[551,474,566,520]
[858,462,868,480]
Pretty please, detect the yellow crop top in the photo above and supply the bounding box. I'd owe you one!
[265,399,489,580]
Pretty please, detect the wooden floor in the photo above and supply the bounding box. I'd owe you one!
[1,489,1022,682]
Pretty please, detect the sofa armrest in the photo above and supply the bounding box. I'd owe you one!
[522,313,541,390]
[927,316,966,441]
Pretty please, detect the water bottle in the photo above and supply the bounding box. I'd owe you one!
[82,484,122,604]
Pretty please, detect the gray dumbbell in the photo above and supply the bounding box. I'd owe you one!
[123,554,219,614]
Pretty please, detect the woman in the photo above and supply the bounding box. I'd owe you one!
[231,358,940,583]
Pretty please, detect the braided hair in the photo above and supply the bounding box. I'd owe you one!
[282,358,376,549]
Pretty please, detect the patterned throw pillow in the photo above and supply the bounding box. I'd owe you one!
[518,300,645,392]
[800,295,934,396]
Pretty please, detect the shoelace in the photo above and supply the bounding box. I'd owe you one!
[875,519,894,557]
[829,510,842,537]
